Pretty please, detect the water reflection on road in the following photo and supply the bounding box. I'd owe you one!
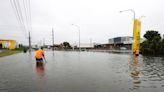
[129,55,164,92]
[140,56,164,88]
[0,51,164,92]
[36,63,45,78]
[130,55,141,90]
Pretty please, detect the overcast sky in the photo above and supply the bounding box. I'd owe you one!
[0,0,164,45]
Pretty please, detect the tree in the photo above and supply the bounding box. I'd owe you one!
[63,42,72,49]
[144,30,161,42]
[141,30,163,55]
[161,39,164,54]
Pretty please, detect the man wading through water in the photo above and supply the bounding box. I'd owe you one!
[35,47,45,66]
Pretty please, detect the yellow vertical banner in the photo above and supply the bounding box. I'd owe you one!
[133,19,141,54]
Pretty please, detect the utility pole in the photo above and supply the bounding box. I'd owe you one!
[90,38,92,47]
[29,31,31,52]
[72,24,81,51]
[52,28,54,50]
[43,38,45,47]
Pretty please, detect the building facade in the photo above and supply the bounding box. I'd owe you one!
[0,39,16,49]
[108,36,133,44]
[95,36,144,50]
[109,36,133,50]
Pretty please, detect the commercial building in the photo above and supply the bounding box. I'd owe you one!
[0,39,16,49]
[73,43,94,49]
[108,36,133,50]
[108,36,133,44]
[94,36,144,50]
[94,36,133,50]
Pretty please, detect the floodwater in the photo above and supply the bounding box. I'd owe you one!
[0,51,164,92]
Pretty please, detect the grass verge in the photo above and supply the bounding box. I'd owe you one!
[0,50,22,57]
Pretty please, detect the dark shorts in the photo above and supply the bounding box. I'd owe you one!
[36,62,43,67]
[36,58,43,62]
[36,58,43,66]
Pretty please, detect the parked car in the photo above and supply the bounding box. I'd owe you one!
[120,47,127,50]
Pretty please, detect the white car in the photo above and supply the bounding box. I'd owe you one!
[120,47,127,50]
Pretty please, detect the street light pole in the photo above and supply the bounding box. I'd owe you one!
[120,9,135,21]
[120,9,136,50]
[72,24,81,51]
[139,16,145,20]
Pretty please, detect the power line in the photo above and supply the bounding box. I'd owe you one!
[10,0,27,37]
[23,0,29,31]
[10,0,28,37]
[27,0,32,31]
[16,0,28,34]
[10,0,32,48]
[9,0,32,40]
[23,0,32,32]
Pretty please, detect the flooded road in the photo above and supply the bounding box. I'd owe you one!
[0,51,164,92]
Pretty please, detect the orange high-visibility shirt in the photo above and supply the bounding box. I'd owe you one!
[35,49,44,59]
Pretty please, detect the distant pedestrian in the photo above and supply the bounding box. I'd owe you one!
[23,47,27,53]
[35,47,44,66]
